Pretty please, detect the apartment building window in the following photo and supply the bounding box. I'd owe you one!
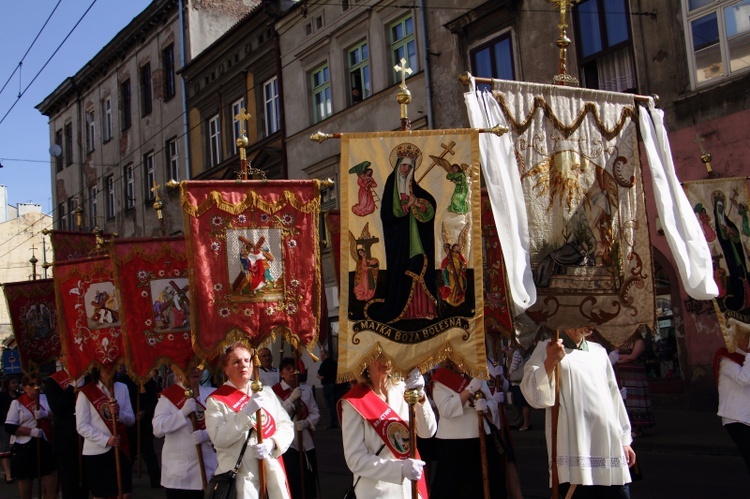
[102,97,112,142]
[57,202,66,230]
[88,185,98,228]
[125,164,135,210]
[311,64,332,123]
[140,63,152,116]
[684,0,750,87]
[209,114,222,167]
[348,41,371,104]
[143,152,155,201]
[264,77,280,136]
[85,111,96,153]
[121,79,132,130]
[67,198,76,230]
[106,175,115,219]
[64,122,73,166]
[390,15,417,84]
[54,129,63,172]
[163,44,176,100]
[166,138,179,181]
[573,0,635,92]
[231,98,246,155]
[470,33,515,91]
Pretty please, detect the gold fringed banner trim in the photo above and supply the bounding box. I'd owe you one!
[181,186,322,218]
[492,93,637,142]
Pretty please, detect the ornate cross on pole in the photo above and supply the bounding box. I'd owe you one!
[235,107,252,180]
[547,0,580,87]
[394,58,413,131]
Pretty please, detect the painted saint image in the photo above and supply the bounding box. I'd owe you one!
[694,202,717,242]
[232,235,276,294]
[349,161,378,216]
[713,190,750,311]
[352,246,379,302]
[439,221,471,307]
[431,155,469,214]
[24,303,53,339]
[85,283,120,328]
[365,142,437,323]
[151,279,190,330]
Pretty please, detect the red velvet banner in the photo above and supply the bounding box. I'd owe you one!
[54,255,125,379]
[480,191,514,338]
[324,210,341,287]
[112,237,195,383]
[47,230,112,261]
[181,180,323,358]
[2,279,60,374]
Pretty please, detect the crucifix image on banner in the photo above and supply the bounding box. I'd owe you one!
[338,129,486,380]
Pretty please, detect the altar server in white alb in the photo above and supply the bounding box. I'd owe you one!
[153,366,218,499]
[521,327,635,498]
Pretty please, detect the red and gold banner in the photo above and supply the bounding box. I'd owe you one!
[47,230,111,261]
[481,191,513,338]
[112,237,194,383]
[54,255,125,379]
[181,180,323,358]
[338,130,486,380]
[3,279,60,374]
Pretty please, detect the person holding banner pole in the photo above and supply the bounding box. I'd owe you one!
[75,367,135,499]
[4,375,57,499]
[153,366,217,498]
[205,342,294,499]
[339,355,437,499]
[521,328,635,498]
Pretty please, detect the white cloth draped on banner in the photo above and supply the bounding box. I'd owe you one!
[471,79,655,347]
[683,178,750,350]
[638,100,718,301]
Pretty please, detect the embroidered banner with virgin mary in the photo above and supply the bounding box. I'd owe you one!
[472,80,656,347]
[683,178,750,350]
[338,129,486,380]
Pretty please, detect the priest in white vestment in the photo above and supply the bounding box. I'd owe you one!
[521,328,636,497]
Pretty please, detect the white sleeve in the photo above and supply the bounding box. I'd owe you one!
[520,341,556,409]
[152,396,189,438]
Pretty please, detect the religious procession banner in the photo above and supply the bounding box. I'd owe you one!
[112,237,194,383]
[181,180,323,359]
[54,255,125,379]
[3,279,60,374]
[481,191,513,339]
[487,80,655,347]
[47,229,111,261]
[338,129,486,380]
[683,177,750,350]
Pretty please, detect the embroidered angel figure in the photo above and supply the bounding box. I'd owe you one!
[349,160,379,216]
[439,221,470,307]
[431,155,470,214]
[349,223,380,301]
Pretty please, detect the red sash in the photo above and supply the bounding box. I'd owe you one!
[48,371,73,391]
[430,367,470,394]
[161,384,206,430]
[714,348,747,383]
[18,394,53,442]
[208,384,277,439]
[80,383,130,459]
[339,384,429,498]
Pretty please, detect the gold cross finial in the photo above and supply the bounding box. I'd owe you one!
[151,180,162,202]
[394,58,412,89]
[234,107,252,136]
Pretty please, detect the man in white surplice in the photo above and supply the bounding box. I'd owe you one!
[521,328,636,498]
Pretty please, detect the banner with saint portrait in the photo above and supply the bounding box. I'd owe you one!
[3,279,60,374]
[54,255,126,379]
[683,177,750,350]
[111,237,194,383]
[181,180,323,359]
[338,129,486,380]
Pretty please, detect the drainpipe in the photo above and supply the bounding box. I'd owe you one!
[418,0,434,129]
[179,0,191,180]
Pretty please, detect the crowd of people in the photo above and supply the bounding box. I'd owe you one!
[1,326,746,498]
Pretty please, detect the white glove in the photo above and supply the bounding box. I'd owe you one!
[492,391,505,404]
[30,428,45,439]
[34,409,49,420]
[242,391,267,415]
[608,350,620,366]
[181,398,197,417]
[404,368,425,393]
[252,440,275,460]
[401,458,426,481]
[487,361,504,377]
[289,387,302,402]
[192,429,209,445]
[620,387,628,400]
[474,398,488,413]
[465,378,483,394]
[295,419,310,431]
